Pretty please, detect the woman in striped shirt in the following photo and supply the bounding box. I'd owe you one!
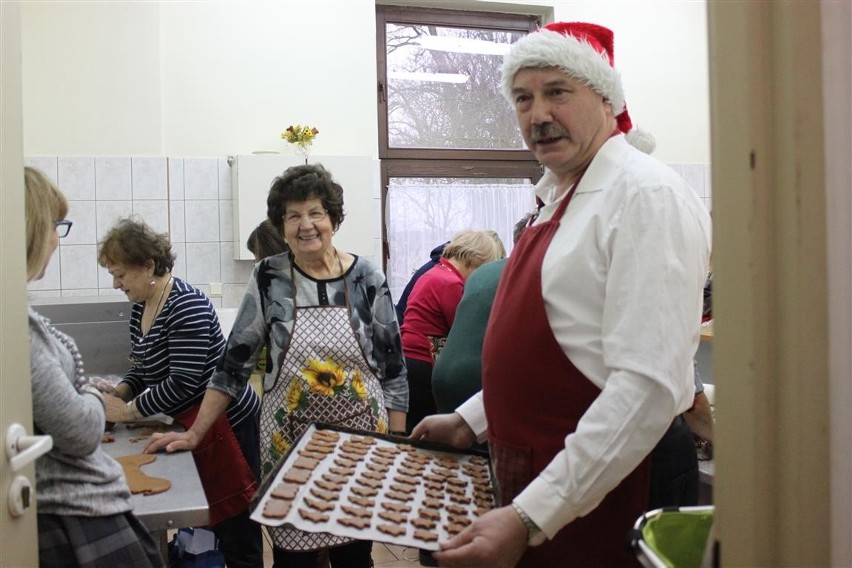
[98,218,263,568]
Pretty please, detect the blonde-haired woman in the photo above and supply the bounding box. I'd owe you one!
[24,167,163,568]
[400,229,505,433]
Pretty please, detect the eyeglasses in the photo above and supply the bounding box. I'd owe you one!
[54,220,73,238]
[283,208,328,226]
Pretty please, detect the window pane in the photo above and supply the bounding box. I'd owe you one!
[385,23,527,150]
[386,177,536,302]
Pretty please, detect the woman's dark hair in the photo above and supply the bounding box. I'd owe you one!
[266,163,345,232]
[247,219,288,260]
[97,217,175,276]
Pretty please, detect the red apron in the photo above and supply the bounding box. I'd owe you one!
[175,404,257,526]
[482,183,649,567]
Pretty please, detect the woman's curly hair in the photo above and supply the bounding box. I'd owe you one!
[98,217,175,276]
[266,163,345,232]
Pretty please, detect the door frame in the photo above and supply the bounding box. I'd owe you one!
[1,2,40,566]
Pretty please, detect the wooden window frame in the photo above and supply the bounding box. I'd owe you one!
[376,5,543,261]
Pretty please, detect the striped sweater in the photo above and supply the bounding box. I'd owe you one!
[121,277,259,427]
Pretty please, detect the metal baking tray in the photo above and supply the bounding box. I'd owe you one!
[249,424,498,551]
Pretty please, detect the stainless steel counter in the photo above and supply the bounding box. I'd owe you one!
[103,423,209,532]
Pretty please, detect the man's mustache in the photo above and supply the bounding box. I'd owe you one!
[530,124,568,142]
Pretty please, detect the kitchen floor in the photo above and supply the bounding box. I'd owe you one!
[260,531,432,567]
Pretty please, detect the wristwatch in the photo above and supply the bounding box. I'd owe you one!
[512,502,544,545]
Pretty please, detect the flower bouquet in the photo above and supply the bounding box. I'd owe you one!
[281,124,319,162]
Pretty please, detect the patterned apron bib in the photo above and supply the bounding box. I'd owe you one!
[259,264,388,551]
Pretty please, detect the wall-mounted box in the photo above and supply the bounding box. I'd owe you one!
[230,155,379,261]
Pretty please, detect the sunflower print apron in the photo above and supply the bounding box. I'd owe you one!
[259,262,389,551]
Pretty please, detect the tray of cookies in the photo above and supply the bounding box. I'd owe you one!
[249,423,497,551]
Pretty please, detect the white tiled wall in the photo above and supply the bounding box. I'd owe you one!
[25,155,711,308]
[25,155,254,308]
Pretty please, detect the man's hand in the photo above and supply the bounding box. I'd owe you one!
[410,412,477,450]
[434,505,528,567]
[144,430,201,454]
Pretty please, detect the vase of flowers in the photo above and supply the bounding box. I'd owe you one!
[281,124,319,163]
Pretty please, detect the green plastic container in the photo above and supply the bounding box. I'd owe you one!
[631,506,714,568]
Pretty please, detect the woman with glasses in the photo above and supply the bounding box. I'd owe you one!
[97,217,263,568]
[147,163,408,568]
[24,167,163,568]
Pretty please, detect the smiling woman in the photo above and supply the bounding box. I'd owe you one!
[142,163,409,568]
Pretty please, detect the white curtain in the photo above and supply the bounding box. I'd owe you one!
[386,181,536,303]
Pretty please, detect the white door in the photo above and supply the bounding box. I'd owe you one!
[1,2,40,566]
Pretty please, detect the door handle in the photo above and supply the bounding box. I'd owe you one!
[5,423,53,471]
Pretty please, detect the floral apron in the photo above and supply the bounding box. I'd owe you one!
[482,182,649,567]
[259,264,388,551]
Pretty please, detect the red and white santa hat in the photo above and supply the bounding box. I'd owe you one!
[501,22,655,154]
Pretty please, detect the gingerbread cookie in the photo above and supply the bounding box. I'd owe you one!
[422,498,442,509]
[298,449,327,460]
[263,498,292,519]
[293,457,320,470]
[389,482,416,494]
[321,473,347,485]
[340,504,373,518]
[369,455,394,467]
[381,501,412,513]
[312,430,341,442]
[448,514,472,527]
[303,496,336,512]
[398,466,422,477]
[333,457,358,469]
[314,478,344,493]
[339,516,371,530]
[385,490,412,502]
[298,508,329,523]
[448,494,471,505]
[310,486,338,501]
[283,468,311,484]
[354,477,383,489]
[329,466,356,477]
[116,454,171,495]
[445,522,466,535]
[347,494,375,508]
[271,482,300,500]
[377,524,406,537]
[411,517,436,530]
[414,530,439,542]
[419,507,441,520]
[365,461,390,473]
[372,446,400,457]
[350,485,378,498]
[378,509,407,524]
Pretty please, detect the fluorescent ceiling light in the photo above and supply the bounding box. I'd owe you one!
[414,35,510,56]
[389,71,469,84]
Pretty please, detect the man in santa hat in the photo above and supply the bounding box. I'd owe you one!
[412,22,711,567]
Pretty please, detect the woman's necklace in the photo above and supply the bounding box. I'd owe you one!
[142,276,172,334]
[40,315,86,388]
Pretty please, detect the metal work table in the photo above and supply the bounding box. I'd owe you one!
[103,422,209,556]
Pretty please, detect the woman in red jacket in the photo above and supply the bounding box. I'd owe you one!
[400,229,504,433]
